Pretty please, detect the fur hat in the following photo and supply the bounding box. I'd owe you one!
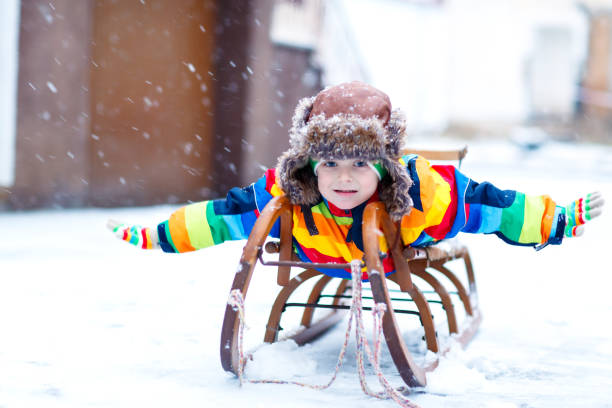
[275,81,413,220]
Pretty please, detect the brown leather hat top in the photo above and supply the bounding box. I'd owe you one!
[308,81,392,126]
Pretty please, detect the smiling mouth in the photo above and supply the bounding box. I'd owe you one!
[334,189,358,194]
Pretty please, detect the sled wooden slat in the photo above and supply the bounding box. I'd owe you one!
[402,146,468,162]
[300,274,333,327]
[292,279,350,346]
[264,268,323,343]
[408,268,459,334]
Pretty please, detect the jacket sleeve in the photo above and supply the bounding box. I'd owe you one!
[156,170,279,253]
[403,155,566,248]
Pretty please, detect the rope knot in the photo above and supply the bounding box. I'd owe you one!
[374,302,387,314]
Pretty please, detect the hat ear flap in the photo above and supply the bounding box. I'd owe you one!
[378,158,413,221]
[385,109,407,159]
[276,151,321,206]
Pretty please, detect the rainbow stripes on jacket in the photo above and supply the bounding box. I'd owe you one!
[157,155,566,279]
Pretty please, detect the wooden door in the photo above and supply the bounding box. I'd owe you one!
[89,0,217,206]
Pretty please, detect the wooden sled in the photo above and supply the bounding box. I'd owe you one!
[220,147,481,388]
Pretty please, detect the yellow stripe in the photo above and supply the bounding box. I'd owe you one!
[270,183,284,197]
[400,159,451,245]
[293,225,354,260]
[377,234,389,254]
[292,210,354,260]
[519,195,545,243]
[144,229,152,249]
[185,202,214,249]
[424,170,451,227]
[400,225,426,245]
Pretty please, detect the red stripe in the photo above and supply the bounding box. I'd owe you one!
[141,229,148,249]
[424,165,457,240]
[382,254,395,273]
[122,229,128,241]
[363,252,396,280]
[265,168,277,193]
[328,200,351,217]
[299,245,348,265]
[575,199,584,225]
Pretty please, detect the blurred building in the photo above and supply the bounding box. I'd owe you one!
[1,0,322,210]
[579,1,612,117]
[318,0,590,133]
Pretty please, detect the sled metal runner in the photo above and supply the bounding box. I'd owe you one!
[220,148,481,388]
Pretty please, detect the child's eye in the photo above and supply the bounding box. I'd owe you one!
[323,161,337,168]
[354,160,367,168]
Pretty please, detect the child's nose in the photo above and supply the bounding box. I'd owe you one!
[338,168,353,182]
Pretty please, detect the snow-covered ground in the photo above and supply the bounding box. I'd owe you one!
[1,139,612,408]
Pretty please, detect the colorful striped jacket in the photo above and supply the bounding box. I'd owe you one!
[156,154,565,279]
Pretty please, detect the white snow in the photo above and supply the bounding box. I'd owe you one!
[1,140,612,407]
[46,81,58,94]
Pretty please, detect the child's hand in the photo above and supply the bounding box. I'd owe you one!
[107,219,160,249]
[563,192,605,237]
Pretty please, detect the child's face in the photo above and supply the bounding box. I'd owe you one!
[316,159,379,210]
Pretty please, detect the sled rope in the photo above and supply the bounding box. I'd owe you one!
[349,261,421,408]
[228,287,354,390]
[227,260,422,408]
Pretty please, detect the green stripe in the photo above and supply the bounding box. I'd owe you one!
[312,202,353,225]
[371,162,387,179]
[566,203,576,226]
[518,195,545,243]
[185,202,214,249]
[206,201,232,244]
[499,192,525,243]
[309,158,319,173]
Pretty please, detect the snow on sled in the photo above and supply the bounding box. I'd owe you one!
[220,147,481,388]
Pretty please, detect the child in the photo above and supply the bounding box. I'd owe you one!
[108,81,604,279]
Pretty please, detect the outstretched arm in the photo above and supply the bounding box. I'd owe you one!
[401,155,605,249]
[106,169,281,253]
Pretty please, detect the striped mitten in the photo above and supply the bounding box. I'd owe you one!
[107,219,160,249]
[563,192,604,237]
